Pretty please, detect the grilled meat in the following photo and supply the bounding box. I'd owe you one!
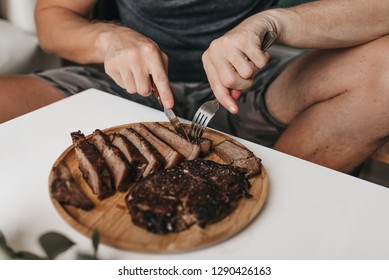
[91,129,134,192]
[214,140,262,178]
[127,159,251,234]
[50,161,94,210]
[146,122,200,160]
[111,133,148,181]
[132,123,184,169]
[198,138,213,157]
[119,128,164,177]
[71,131,114,200]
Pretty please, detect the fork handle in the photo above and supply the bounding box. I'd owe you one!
[261,31,277,52]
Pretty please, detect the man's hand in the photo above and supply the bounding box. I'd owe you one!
[99,26,173,109]
[35,0,174,109]
[202,15,276,114]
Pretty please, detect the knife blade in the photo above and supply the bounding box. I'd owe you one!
[163,108,190,141]
[151,80,190,141]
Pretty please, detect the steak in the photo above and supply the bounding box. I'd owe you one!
[126,159,251,234]
[50,162,94,210]
[119,128,164,177]
[91,129,134,192]
[197,138,213,157]
[111,133,148,181]
[132,123,184,169]
[71,131,114,200]
[146,122,200,160]
[214,140,262,178]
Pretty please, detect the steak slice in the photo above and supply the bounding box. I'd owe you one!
[132,123,184,169]
[146,122,200,160]
[214,140,262,178]
[119,128,164,177]
[111,133,147,182]
[71,131,114,200]
[198,138,213,157]
[50,161,94,210]
[126,159,251,234]
[91,129,134,192]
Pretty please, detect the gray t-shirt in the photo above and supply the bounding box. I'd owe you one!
[116,0,277,82]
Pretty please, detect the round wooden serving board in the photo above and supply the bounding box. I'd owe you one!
[49,122,269,253]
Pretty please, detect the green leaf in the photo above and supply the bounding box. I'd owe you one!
[91,230,100,257]
[39,232,75,259]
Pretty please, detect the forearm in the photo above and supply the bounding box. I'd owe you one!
[262,0,389,49]
[35,3,116,64]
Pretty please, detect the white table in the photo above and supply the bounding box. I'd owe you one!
[1,89,388,260]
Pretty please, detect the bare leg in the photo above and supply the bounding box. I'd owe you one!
[267,36,389,172]
[0,76,64,123]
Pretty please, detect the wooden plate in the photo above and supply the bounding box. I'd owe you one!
[49,122,269,253]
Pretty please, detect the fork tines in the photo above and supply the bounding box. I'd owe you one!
[188,113,208,143]
[188,99,219,142]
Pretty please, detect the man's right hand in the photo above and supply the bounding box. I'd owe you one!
[98,26,174,109]
[35,0,174,109]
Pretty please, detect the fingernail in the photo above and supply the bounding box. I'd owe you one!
[229,105,237,114]
[165,100,173,109]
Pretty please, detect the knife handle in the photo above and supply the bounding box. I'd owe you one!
[150,75,163,107]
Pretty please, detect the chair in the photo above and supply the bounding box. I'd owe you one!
[0,0,60,74]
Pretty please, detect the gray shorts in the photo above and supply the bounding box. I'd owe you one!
[32,55,294,147]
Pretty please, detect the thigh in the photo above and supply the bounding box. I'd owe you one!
[33,66,162,110]
[266,36,389,125]
[209,55,293,146]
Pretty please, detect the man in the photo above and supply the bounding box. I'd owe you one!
[0,0,388,173]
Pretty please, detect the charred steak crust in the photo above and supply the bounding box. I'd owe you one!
[126,159,252,234]
[50,162,95,210]
[71,131,114,200]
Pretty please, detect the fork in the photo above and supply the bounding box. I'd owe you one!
[188,99,220,142]
[188,31,277,142]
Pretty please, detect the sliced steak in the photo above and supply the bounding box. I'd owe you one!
[214,140,262,178]
[111,133,147,181]
[119,128,164,177]
[71,131,114,200]
[132,123,184,169]
[126,159,251,234]
[91,129,134,192]
[50,161,95,210]
[146,122,200,160]
[197,138,213,157]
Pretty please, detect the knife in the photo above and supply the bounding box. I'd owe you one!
[151,79,190,141]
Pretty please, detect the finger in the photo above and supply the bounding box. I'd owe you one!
[211,57,254,90]
[108,70,126,89]
[229,51,259,80]
[132,66,152,96]
[149,54,173,109]
[244,44,270,69]
[209,54,247,90]
[121,71,137,94]
[204,59,238,114]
